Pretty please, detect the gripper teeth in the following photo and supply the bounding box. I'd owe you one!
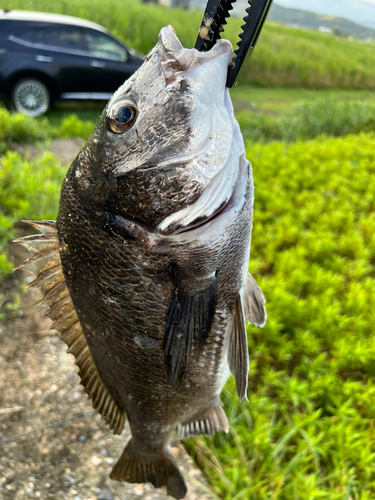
[195,0,236,51]
[226,0,274,88]
[234,2,252,58]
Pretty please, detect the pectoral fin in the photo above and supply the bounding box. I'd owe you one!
[243,273,267,327]
[163,267,217,388]
[228,294,249,401]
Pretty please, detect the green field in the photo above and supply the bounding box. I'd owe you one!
[230,87,375,114]
[6,0,375,89]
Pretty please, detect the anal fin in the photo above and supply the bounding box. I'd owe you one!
[177,403,229,439]
[15,220,126,435]
[228,294,249,401]
[163,267,217,389]
[243,273,267,327]
[111,439,187,500]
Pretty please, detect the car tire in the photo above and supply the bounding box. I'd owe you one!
[10,78,50,117]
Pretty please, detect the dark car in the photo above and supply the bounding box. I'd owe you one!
[0,10,143,116]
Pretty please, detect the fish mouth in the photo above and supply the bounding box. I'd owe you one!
[158,25,233,86]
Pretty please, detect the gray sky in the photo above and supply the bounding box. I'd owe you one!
[274,0,375,29]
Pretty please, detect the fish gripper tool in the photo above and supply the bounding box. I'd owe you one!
[195,0,274,87]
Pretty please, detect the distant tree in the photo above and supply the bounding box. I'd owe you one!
[332,26,349,38]
[171,0,190,9]
[142,0,160,3]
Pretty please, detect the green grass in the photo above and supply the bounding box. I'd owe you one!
[0,150,66,277]
[45,105,102,129]
[0,107,51,153]
[230,87,375,115]
[0,107,94,277]
[236,98,375,143]
[0,106,96,154]
[5,0,375,89]
[186,132,375,499]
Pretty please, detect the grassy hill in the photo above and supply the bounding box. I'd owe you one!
[267,3,375,40]
[5,0,375,89]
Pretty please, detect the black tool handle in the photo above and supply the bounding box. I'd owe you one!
[227,0,273,87]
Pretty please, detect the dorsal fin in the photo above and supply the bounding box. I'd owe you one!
[15,220,126,435]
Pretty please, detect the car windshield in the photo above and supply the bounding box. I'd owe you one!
[85,32,128,62]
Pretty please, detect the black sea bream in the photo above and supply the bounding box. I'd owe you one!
[17,26,266,500]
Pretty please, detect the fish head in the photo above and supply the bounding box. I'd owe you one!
[63,26,246,234]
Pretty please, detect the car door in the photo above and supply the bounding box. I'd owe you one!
[30,24,100,95]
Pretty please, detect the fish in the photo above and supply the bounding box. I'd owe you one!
[16,26,266,500]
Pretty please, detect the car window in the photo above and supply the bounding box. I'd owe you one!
[12,25,90,53]
[0,20,31,39]
[13,27,39,44]
[85,31,128,62]
[34,26,89,51]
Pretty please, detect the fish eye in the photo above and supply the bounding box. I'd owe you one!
[107,104,137,134]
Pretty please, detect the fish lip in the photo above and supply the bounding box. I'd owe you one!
[158,25,233,84]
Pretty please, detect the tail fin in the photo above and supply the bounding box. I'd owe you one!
[110,439,187,499]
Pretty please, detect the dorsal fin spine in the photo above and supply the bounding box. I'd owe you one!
[15,220,126,435]
[76,347,90,366]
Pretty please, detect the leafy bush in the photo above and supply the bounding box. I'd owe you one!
[5,0,375,89]
[0,151,66,277]
[0,107,95,151]
[237,99,375,143]
[0,107,51,153]
[59,114,96,140]
[186,132,375,499]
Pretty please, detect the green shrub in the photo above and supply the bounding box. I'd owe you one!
[186,132,375,499]
[59,114,96,140]
[1,89,375,497]
[0,107,51,153]
[237,99,375,143]
[0,151,66,277]
[5,0,375,89]
[0,107,96,150]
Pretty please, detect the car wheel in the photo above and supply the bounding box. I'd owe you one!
[11,78,50,117]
